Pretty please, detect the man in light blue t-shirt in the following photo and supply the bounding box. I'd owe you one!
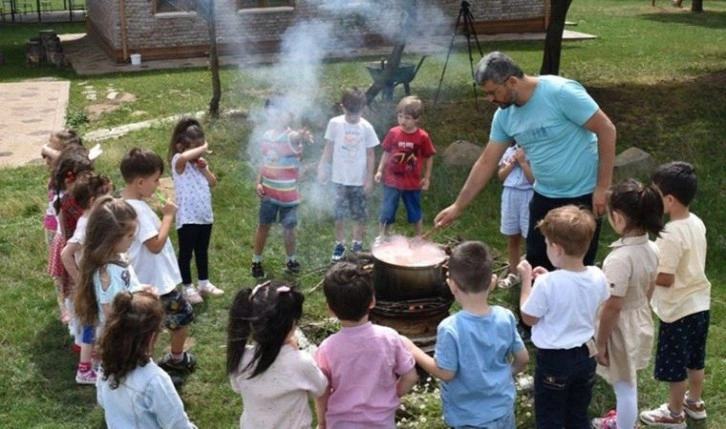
[435,51,616,271]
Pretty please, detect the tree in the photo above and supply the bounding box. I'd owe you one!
[540,0,573,76]
[691,0,703,13]
[198,0,221,118]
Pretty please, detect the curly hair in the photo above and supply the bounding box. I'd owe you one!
[99,291,164,389]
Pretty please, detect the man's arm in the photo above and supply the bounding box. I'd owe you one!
[583,109,616,216]
[434,141,508,227]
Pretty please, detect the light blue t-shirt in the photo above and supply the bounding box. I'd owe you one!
[490,75,600,198]
[93,261,141,325]
[435,306,525,427]
[97,361,197,429]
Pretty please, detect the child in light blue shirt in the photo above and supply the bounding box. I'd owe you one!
[402,241,529,428]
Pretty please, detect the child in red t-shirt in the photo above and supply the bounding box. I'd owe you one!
[374,96,436,243]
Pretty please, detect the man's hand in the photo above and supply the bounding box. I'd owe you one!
[592,185,608,216]
[434,203,461,228]
[596,346,609,367]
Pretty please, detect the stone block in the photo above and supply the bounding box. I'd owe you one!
[442,140,483,168]
[613,147,656,182]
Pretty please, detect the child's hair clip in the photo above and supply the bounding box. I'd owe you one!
[249,281,291,301]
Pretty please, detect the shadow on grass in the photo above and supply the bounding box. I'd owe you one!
[28,320,105,428]
[639,10,726,29]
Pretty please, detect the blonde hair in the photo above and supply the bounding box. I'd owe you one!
[536,205,596,257]
[396,96,424,119]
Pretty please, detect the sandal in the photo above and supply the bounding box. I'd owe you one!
[497,273,520,289]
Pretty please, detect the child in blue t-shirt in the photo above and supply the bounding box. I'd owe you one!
[402,241,529,428]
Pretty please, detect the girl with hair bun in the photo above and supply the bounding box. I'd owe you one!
[227,281,327,428]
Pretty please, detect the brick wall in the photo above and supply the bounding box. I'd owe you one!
[88,0,545,61]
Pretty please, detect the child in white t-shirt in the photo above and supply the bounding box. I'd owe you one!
[120,148,197,382]
[518,205,609,428]
[318,88,380,261]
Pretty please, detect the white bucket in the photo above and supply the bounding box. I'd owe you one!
[130,54,141,66]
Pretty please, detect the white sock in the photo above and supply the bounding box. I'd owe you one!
[198,279,209,288]
[614,380,638,428]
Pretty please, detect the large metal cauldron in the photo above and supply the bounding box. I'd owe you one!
[372,253,448,301]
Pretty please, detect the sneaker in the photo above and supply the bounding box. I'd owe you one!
[373,235,385,248]
[158,351,197,373]
[75,369,97,385]
[352,241,364,253]
[498,273,520,289]
[331,243,345,262]
[640,404,686,429]
[591,410,617,429]
[198,282,224,297]
[251,262,266,280]
[182,285,203,305]
[683,391,707,419]
[286,260,302,274]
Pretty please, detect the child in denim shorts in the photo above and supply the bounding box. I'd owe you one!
[374,96,435,243]
[251,98,307,280]
[318,88,380,261]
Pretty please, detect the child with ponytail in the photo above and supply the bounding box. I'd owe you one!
[97,291,197,429]
[227,281,327,428]
[592,178,664,429]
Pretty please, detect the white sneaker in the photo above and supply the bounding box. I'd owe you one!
[183,285,203,304]
[683,391,707,419]
[639,404,686,428]
[199,282,224,297]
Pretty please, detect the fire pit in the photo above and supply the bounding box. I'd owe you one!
[364,237,454,352]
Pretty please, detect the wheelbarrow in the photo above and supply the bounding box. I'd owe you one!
[366,55,427,101]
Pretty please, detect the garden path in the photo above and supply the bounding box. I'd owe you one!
[0,79,69,168]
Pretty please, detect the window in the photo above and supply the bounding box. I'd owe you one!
[155,0,197,14]
[238,0,294,10]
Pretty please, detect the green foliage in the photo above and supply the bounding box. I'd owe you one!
[1,0,726,427]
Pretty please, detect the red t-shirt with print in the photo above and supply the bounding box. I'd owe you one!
[381,126,435,190]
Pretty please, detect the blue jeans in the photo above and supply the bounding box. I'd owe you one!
[534,345,596,429]
[452,409,515,429]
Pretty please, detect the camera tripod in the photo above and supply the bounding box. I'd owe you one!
[434,1,484,109]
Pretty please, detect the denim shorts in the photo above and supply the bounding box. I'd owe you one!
[500,187,533,237]
[654,310,710,382]
[160,288,195,331]
[334,184,367,222]
[259,198,298,229]
[379,185,422,224]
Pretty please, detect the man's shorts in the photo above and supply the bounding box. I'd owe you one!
[379,185,422,225]
[160,288,195,331]
[654,310,709,382]
[334,184,367,222]
[259,198,298,229]
[500,187,533,237]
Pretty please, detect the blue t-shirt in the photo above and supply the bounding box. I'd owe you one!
[435,306,525,427]
[490,75,599,198]
[93,261,141,325]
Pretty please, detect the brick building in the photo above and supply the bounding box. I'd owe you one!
[87,0,549,63]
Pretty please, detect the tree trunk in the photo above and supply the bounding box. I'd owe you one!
[206,3,221,118]
[540,0,573,76]
[691,0,703,12]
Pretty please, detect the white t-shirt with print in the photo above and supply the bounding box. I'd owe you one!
[324,115,380,186]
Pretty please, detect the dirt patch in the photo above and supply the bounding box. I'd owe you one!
[87,92,136,120]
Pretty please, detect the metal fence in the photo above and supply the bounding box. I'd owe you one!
[1,0,86,23]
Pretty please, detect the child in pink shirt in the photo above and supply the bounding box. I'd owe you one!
[315,262,418,429]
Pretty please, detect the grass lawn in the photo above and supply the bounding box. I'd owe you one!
[1,0,725,427]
